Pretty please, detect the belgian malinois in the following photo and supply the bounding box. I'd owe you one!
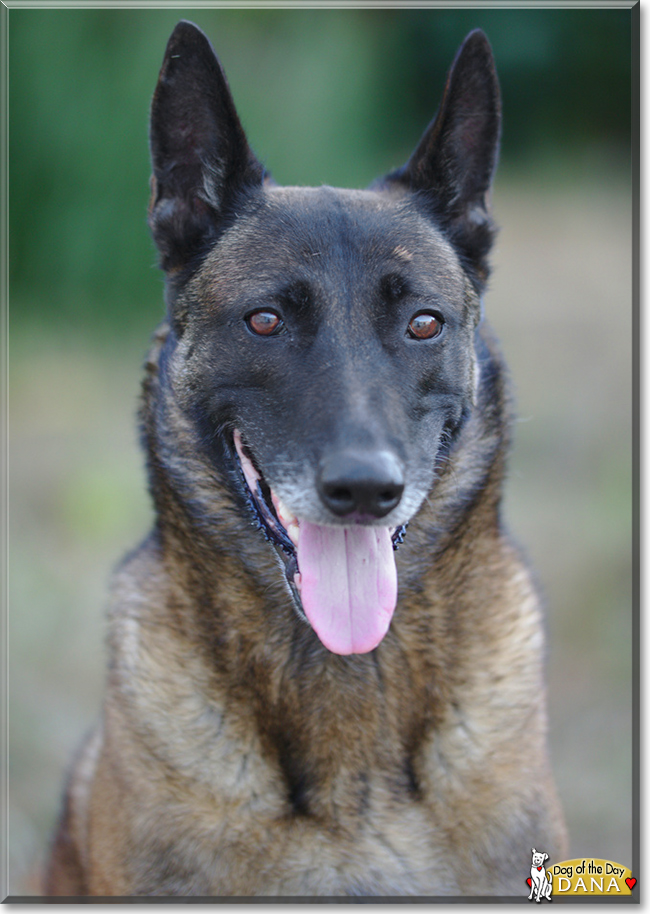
[46,21,567,897]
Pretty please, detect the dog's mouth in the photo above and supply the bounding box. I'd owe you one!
[232,429,407,655]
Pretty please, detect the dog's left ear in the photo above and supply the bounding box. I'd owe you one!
[386,30,501,288]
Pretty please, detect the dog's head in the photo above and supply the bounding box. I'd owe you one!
[531,849,549,868]
[147,21,501,655]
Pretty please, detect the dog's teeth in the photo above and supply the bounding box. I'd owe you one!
[275,494,295,525]
[271,490,299,544]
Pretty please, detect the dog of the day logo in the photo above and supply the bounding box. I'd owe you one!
[527,849,553,902]
[526,853,636,899]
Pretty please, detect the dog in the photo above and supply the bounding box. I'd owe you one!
[528,849,552,902]
[45,21,567,897]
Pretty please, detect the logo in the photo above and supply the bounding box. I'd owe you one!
[527,848,552,902]
[526,854,636,898]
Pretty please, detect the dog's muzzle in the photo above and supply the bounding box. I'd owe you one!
[232,430,408,655]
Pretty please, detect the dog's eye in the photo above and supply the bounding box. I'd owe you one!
[246,310,284,337]
[407,311,444,340]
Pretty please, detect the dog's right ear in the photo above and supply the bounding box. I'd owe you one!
[149,21,265,272]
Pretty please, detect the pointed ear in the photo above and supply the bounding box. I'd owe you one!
[148,21,265,272]
[388,30,501,288]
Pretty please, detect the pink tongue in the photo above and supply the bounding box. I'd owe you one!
[297,522,398,655]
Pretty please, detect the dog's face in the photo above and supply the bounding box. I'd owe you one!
[180,186,478,529]
[531,850,549,868]
[148,22,500,655]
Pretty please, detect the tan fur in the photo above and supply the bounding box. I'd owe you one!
[45,324,566,896]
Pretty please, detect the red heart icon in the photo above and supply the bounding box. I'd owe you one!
[537,866,543,871]
[526,878,532,887]
[625,877,636,890]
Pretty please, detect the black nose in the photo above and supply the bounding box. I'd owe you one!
[318,450,405,519]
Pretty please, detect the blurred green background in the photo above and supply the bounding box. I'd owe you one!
[8,6,634,896]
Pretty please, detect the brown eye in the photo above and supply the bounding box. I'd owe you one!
[407,311,443,340]
[246,310,284,337]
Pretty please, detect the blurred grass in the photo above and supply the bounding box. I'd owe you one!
[6,5,634,896]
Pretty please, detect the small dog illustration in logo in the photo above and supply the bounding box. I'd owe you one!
[528,848,553,902]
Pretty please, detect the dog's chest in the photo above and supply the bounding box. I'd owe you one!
[147,729,460,895]
[169,789,458,895]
